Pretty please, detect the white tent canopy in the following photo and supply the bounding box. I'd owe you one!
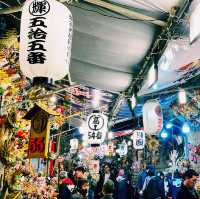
[68,0,184,92]
[0,0,185,92]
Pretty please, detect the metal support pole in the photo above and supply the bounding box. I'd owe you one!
[0,1,166,27]
[83,0,166,27]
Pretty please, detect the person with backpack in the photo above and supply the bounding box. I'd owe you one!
[142,171,166,199]
[138,165,155,197]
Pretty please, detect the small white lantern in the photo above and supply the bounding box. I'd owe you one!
[133,130,145,150]
[70,139,79,150]
[116,141,128,156]
[143,100,163,135]
[86,113,108,145]
[20,0,73,81]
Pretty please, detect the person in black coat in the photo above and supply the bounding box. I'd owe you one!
[115,169,131,199]
[143,171,165,199]
[176,169,199,199]
[143,169,165,199]
[95,163,116,199]
[101,179,115,199]
[58,171,72,199]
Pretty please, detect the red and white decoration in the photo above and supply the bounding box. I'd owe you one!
[143,100,163,135]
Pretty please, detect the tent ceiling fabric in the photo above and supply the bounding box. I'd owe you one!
[69,0,184,92]
[69,3,156,91]
[108,0,183,14]
[0,0,184,92]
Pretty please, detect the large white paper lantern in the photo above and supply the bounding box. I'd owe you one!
[143,100,163,135]
[133,130,145,150]
[86,113,108,145]
[20,0,73,80]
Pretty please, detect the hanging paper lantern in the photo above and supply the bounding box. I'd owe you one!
[86,113,108,145]
[20,0,73,81]
[132,130,145,150]
[70,139,79,150]
[116,141,128,156]
[143,100,163,135]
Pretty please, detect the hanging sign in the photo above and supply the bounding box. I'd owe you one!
[107,142,114,154]
[116,141,128,157]
[70,138,79,150]
[86,113,108,145]
[88,160,100,174]
[133,130,145,150]
[20,0,73,80]
[70,138,79,153]
[29,111,50,158]
[24,104,58,158]
[143,100,163,135]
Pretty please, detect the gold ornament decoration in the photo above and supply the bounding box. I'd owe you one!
[147,138,159,152]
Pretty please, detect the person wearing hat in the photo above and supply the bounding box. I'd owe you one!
[176,169,199,199]
[101,179,115,199]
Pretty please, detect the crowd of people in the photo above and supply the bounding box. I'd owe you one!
[55,162,199,199]
[10,156,198,199]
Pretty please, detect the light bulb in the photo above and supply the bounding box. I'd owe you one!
[182,122,190,134]
[166,122,173,129]
[50,95,57,103]
[131,95,137,109]
[160,130,168,139]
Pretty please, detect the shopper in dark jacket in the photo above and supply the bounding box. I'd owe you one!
[115,169,131,199]
[142,171,165,199]
[176,169,199,199]
[58,171,72,199]
[101,179,115,199]
[95,163,116,199]
[58,184,72,199]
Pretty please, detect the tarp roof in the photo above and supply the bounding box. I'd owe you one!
[0,0,185,92]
